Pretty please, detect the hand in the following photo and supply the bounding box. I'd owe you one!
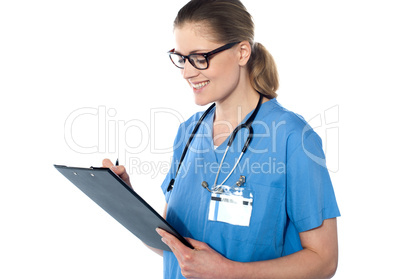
[102,158,132,188]
[156,229,234,279]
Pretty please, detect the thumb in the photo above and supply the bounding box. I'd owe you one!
[102,158,131,187]
[184,237,209,250]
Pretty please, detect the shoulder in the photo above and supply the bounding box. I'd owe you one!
[259,99,311,131]
[258,98,322,150]
[258,98,309,132]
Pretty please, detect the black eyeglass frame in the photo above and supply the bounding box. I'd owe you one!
[168,41,240,70]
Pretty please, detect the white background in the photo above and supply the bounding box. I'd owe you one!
[1,0,401,278]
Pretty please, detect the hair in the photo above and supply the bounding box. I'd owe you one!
[174,0,279,99]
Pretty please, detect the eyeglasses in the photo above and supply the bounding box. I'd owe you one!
[168,42,240,70]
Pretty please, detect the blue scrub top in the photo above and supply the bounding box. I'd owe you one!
[161,99,340,279]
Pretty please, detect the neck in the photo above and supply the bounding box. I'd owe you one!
[214,88,261,125]
[212,86,262,147]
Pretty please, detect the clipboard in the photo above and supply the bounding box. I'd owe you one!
[54,164,193,252]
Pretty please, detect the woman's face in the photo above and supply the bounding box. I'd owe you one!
[173,23,243,106]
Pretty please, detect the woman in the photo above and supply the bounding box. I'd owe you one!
[104,0,340,278]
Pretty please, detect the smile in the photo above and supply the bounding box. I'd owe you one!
[191,81,210,89]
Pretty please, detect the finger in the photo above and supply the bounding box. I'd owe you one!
[112,165,125,175]
[115,165,131,186]
[184,237,205,250]
[102,158,124,176]
[102,158,132,187]
[156,229,190,256]
[102,158,114,168]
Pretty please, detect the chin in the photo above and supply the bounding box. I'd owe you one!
[193,95,214,107]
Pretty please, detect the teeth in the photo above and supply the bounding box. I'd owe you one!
[192,81,210,89]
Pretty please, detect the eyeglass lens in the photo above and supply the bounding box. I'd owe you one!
[170,53,208,70]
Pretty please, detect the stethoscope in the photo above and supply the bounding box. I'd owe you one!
[167,93,263,194]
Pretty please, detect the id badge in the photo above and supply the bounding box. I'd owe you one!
[208,182,253,227]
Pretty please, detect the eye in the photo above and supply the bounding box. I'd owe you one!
[196,58,207,64]
[190,55,207,68]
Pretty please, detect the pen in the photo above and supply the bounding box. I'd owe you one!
[115,158,119,166]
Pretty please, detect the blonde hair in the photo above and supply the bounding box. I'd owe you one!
[174,0,279,99]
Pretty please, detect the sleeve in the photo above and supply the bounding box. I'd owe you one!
[160,122,187,201]
[286,128,340,233]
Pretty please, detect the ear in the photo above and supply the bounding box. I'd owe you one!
[238,41,252,66]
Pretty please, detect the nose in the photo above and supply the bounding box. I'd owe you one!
[181,59,199,80]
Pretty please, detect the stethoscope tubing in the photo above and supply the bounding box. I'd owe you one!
[174,102,216,178]
[167,93,263,193]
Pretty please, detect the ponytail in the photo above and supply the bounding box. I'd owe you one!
[248,42,279,99]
